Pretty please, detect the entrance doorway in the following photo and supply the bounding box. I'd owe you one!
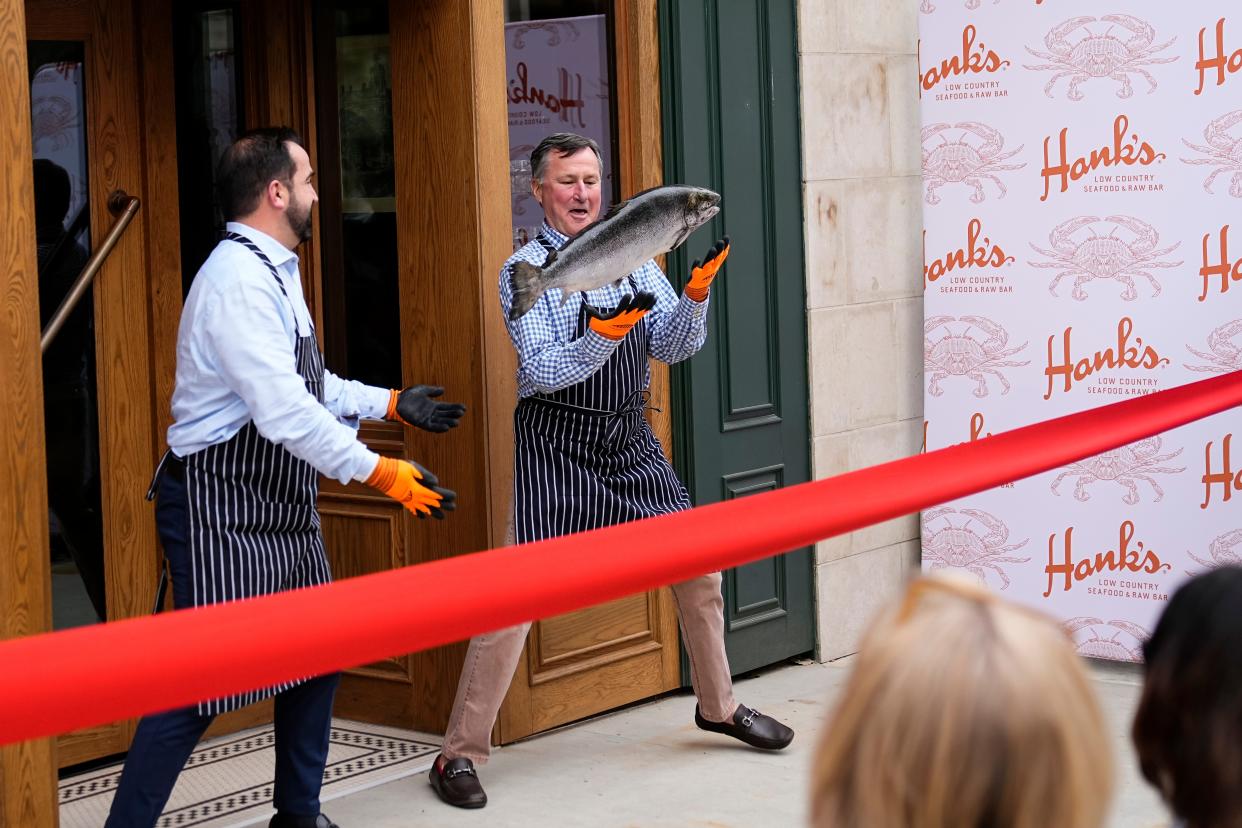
[27,0,168,768]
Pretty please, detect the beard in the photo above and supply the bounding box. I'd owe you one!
[286,194,314,243]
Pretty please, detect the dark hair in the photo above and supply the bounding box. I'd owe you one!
[530,132,602,182]
[216,127,303,221]
[1133,565,1242,828]
[33,158,72,229]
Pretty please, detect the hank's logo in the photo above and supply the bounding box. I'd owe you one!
[1043,317,1169,399]
[1197,226,1242,300]
[919,26,1010,96]
[924,218,1014,289]
[1195,18,1242,96]
[1024,15,1176,101]
[1044,520,1171,597]
[1181,111,1242,198]
[1041,115,1165,201]
[921,412,993,453]
[1201,433,1242,509]
[1185,319,1242,374]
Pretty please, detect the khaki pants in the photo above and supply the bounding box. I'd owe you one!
[441,516,738,764]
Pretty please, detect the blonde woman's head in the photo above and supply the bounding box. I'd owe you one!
[811,575,1113,828]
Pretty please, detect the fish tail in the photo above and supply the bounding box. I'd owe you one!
[508,261,546,320]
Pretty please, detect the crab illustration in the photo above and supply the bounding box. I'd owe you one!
[1050,436,1185,504]
[30,94,80,153]
[922,506,1029,590]
[922,122,1025,205]
[925,315,1030,398]
[1023,15,1177,100]
[919,0,998,12]
[1186,319,1242,374]
[509,21,577,49]
[1188,528,1242,573]
[1065,618,1148,662]
[1029,215,1182,301]
[1182,110,1242,198]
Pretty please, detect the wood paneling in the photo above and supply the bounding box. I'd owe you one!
[615,0,672,455]
[86,0,159,630]
[0,0,56,821]
[136,0,183,446]
[495,0,683,746]
[323,0,515,735]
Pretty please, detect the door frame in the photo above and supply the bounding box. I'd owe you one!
[494,0,684,745]
[23,0,182,769]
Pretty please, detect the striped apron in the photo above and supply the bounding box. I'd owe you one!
[512,233,691,544]
[181,232,332,715]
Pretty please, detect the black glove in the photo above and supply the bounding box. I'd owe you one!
[410,459,457,520]
[387,385,466,433]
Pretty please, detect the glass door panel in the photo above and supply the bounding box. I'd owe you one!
[30,40,105,631]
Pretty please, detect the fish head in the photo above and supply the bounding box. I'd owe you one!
[682,188,721,231]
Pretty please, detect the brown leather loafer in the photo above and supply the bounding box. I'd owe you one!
[428,754,487,809]
[695,704,794,750]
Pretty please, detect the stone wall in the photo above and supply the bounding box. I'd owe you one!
[798,0,925,660]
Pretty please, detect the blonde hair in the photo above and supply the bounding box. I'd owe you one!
[811,575,1113,828]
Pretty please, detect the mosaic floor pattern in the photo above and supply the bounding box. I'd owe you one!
[59,719,439,827]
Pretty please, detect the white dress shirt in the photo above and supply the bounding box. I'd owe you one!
[166,222,388,483]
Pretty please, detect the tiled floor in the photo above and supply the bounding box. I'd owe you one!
[59,721,438,827]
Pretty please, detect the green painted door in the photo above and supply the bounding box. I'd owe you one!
[660,0,814,675]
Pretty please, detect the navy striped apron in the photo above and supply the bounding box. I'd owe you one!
[182,232,332,715]
[512,233,691,544]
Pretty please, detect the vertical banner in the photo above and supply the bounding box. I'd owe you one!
[504,15,614,252]
[918,1,1242,660]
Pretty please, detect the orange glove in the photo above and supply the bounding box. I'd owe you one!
[587,292,656,340]
[364,457,456,519]
[685,236,730,301]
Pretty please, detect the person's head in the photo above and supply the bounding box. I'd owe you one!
[33,158,72,237]
[216,127,316,249]
[1133,565,1242,828]
[811,575,1113,828]
[529,132,603,237]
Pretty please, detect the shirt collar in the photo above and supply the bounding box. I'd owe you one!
[539,221,569,249]
[225,221,298,268]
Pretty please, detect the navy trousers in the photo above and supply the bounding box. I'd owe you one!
[105,460,340,828]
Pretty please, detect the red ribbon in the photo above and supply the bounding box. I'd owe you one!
[2,371,1240,745]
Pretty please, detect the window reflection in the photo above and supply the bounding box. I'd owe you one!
[174,4,244,293]
[315,0,400,387]
[504,0,618,251]
[30,40,105,630]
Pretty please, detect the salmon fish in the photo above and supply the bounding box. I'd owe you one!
[507,185,721,320]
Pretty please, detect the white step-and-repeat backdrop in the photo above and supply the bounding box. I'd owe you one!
[918,1,1241,660]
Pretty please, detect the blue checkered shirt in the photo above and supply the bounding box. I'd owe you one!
[500,222,710,399]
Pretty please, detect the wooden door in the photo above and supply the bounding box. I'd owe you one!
[26,0,168,768]
[495,0,686,744]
